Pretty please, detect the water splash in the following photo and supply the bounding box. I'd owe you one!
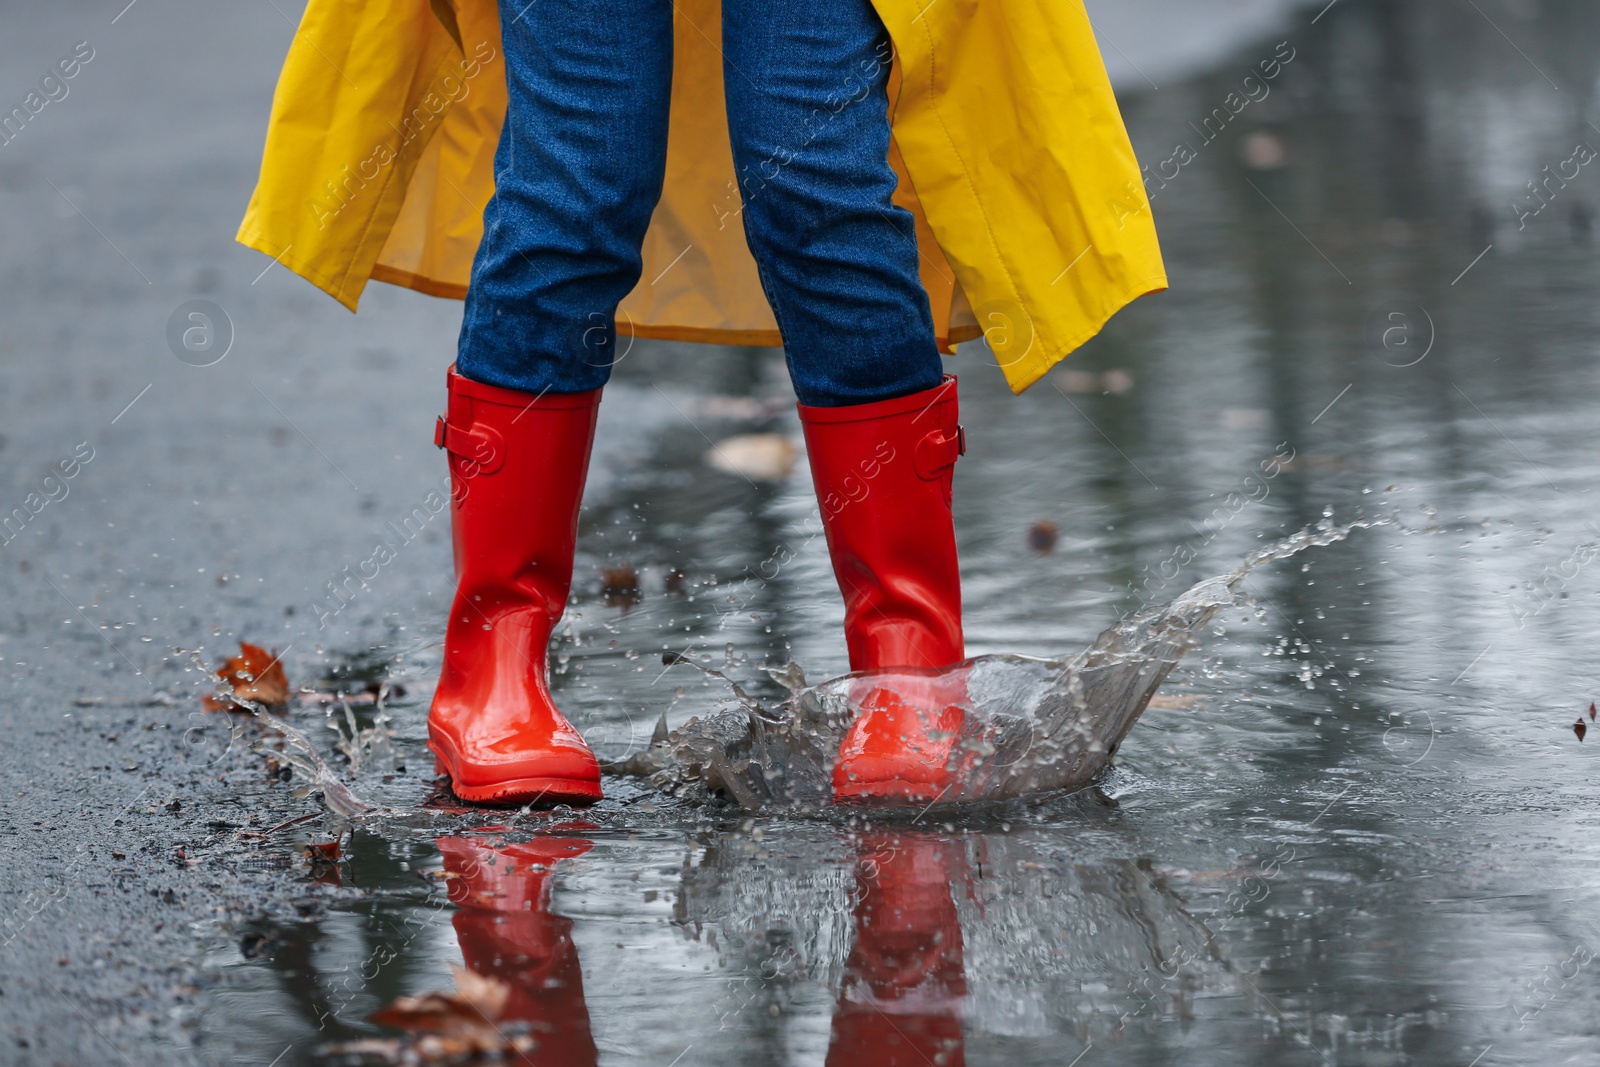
[194,648,374,819]
[625,517,1386,813]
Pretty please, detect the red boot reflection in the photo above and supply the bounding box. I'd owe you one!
[435,832,597,1066]
[827,834,968,1067]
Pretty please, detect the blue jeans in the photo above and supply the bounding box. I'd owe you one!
[456,0,943,408]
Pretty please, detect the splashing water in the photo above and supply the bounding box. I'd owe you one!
[625,517,1387,813]
[194,648,374,819]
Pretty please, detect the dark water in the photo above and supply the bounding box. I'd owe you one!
[7,0,1596,1063]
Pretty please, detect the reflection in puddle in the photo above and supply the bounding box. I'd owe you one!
[211,816,1243,1067]
[198,479,1393,1066]
[438,831,598,1064]
[827,835,967,1067]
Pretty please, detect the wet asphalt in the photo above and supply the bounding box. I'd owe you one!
[0,2,488,1060]
[0,2,881,1059]
[9,0,1600,1064]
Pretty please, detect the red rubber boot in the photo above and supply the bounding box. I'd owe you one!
[428,366,603,805]
[825,834,968,1067]
[436,833,597,1065]
[797,375,968,803]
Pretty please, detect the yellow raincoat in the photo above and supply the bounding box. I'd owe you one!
[237,0,1165,393]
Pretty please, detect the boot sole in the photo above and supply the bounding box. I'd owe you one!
[447,774,602,806]
[430,746,602,806]
[833,778,952,804]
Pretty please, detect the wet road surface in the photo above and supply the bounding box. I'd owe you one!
[4,1,1600,1064]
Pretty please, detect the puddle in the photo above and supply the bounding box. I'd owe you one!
[632,517,1383,814]
[191,516,1392,1066]
[232,511,1380,824]
[202,807,1249,1067]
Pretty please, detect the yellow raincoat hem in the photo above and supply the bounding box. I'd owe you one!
[1001,273,1169,394]
[237,226,363,313]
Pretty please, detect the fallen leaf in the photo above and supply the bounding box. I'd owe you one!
[1053,368,1098,393]
[205,642,291,710]
[1051,367,1134,395]
[303,837,343,886]
[664,566,688,595]
[600,562,641,608]
[1241,130,1287,170]
[1147,693,1199,710]
[369,965,513,1035]
[706,433,797,481]
[1101,368,1135,394]
[1590,702,1596,722]
[1220,408,1270,430]
[1577,719,1588,742]
[692,395,787,421]
[305,839,341,865]
[1027,520,1059,554]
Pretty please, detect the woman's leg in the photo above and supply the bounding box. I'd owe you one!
[431,0,673,806]
[719,0,943,408]
[457,0,674,393]
[722,0,969,803]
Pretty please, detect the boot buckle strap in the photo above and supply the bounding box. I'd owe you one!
[434,415,505,475]
[914,423,966,480]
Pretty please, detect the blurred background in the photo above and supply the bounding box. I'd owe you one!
[3,1,1600,1064]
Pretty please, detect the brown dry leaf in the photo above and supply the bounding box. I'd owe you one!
[339,966,536,1062]
[205,642,291,710]
[663,566,688,595]
[1147,693,1199,710]
[304,840,341,865]
[305,838,344,886]
[600,562,641,609]
[1026,520,1059,554]
[705,433,797,481]
[1220,408,1270,430]
[370,965,510,1034]
[1051,367,1134,395]
[1241,129,1288,170]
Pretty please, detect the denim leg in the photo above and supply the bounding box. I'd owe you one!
[721,0,943,408]
[457,0,673,395]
